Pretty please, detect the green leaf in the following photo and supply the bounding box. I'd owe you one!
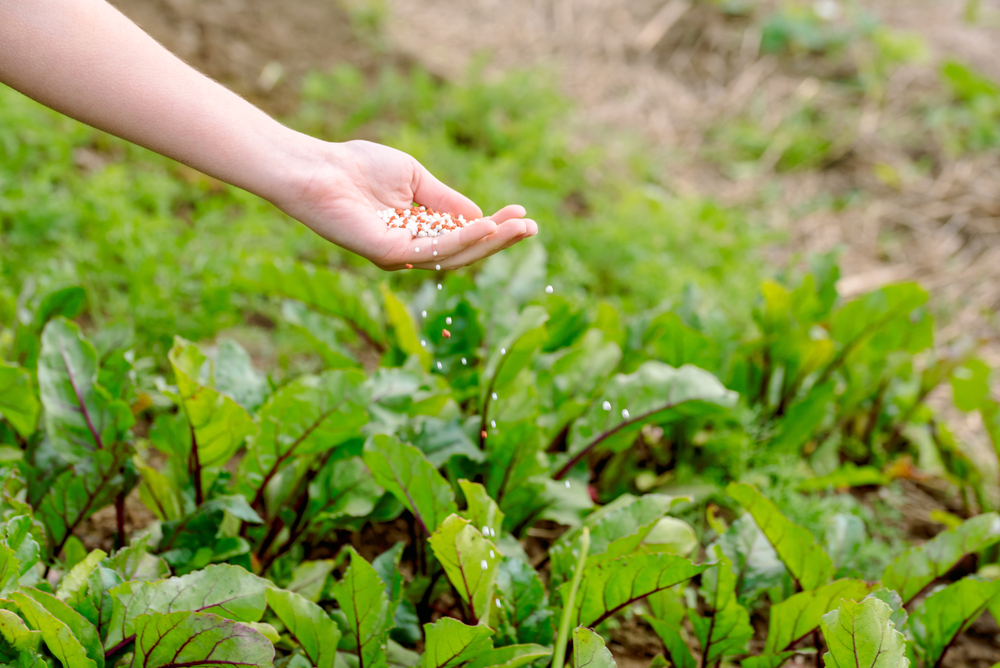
[459,480,505,539]
[212,340,270,414]
[103,564,267,652]
[330,547,391,668]
[237,260,386,350]
[429,514,501,624]
[466,644,552,668]
[550,494,683,587]
[762,579,877,656]
[0,607,37,653]
[137,465,184,522]
[726,483,834,592]
[482,306,549,407]
[496,558,554,645]
[558,363,735,477]
[37,445,132,558]
[37,319,133,462]
[641,616,695,668]
[286,559,336,603]
[72,567,122,638]
[131,611,273,667]
[560,553,710,628]
[410,418,485,468]
[690,547,752,664]
[910,577,1000,667]
[820,597,909,668]
[168,337,256,469]
[949,359,991,412]
[572,627,615,668]
[362,434,456,535]
[372,543,405,619]
[0,546,19,599]
[0,362,39,438]
[267,588,341,668]
[709,515,785,605]
[281,301,360,369]
[797,464,888,493]
[238,370,368,515]
[12,588,103,668]
[882,512,1000,604]
[420,618,494,668]
[56,549,107,605]
[381,284,431,370]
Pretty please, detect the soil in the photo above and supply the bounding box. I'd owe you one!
[95,1,1000,666]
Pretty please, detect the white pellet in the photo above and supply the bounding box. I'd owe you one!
[437,362,443,370]
[490,550,495,559]
[446,317,452,325]
[461,357,467,365]
[491,420,496,428]
[482,525,490,536]
[496,599,502,608]
[500,348,506,355]
[437,284,443,290]
[480,560,488,571]
[565,481,571,488]
[492,392,498,401]
[421,310,427,318]
[435,264,441,270]
[420,340,426,347]
[622,409,630,419]
[602,401,611,410]
[545,285,554,294]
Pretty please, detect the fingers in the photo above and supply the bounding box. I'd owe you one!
[437,217,538,269]
[411,162,483,221]
[487,204,527,224]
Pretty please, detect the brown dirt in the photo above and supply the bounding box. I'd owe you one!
[108,0,372,116]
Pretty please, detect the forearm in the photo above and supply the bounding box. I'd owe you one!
[0,0,316,202]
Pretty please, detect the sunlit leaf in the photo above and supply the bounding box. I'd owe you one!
[12,588,103,668]
[910,577,1000,667]
[572,627,615,668]
[690,547,752,664]
[762,579,877,656]
[420,618,493,668]
[429,514,500,624]
[882,512,1000,604]
[820,597,909,668]
[726,483,834,592]
[0,362,39,439]
[560,553,709,628]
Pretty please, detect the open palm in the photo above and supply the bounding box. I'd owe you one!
[278,140,537,270]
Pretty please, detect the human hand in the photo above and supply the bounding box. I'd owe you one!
[275,139,538,270]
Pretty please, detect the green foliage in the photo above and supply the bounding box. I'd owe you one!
[820,597,908,668]
[572,627,615,668]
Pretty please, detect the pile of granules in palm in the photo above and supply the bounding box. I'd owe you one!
[379,206,477,238]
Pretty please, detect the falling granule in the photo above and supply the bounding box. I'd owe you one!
[461,357,467,365]
[442,329,451,338]
[436,362,443,370]
[415,247,420,252]
[602,401,611,410]
[500,348,506,355]
[545,285,554,294]
[421,310,427,318]
[489,527,495,537]
[492,392,498,401]
[481,430,488,439]
[446,317,452,325]
[433,239,438,245]
[433,251,438,256]
[496,599,502,609]
[437,284,443,290]
[435,264,441,270]
[622,409,630,419]
[480,560,488,571]
[489,550,495,559]
[565,481,571,489]
[420,340,427,348]
[491,420,496,429]
[405,264,413,269]
[482,525,489,536]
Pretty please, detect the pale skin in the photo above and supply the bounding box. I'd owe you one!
[0,0,538,270]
